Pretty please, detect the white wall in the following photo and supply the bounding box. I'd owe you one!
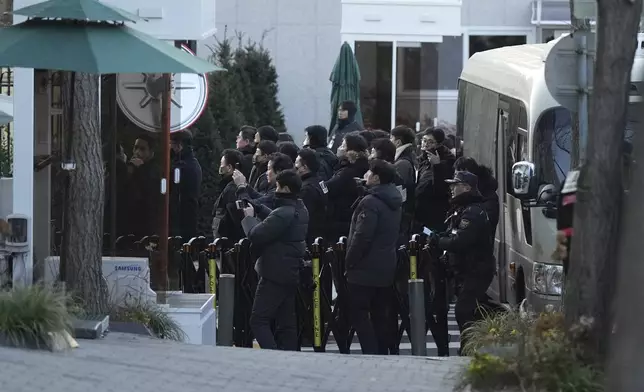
[463,0,533,27]
[200,0,342,145]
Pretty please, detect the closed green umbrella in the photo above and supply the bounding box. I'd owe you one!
[0,19,219,74]
[329,41,363,132]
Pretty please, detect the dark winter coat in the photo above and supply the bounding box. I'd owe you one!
[236,183,276,210]
[324,156,370,242]
[241,193,309,286]
[239,144,256,180]
[477,168,500,237]
[249,161,269,192]
[170,147,202,241]
[415,145,455,232]
[438,191,495,275]
[393,144,417,244]
[299,172,328,247]
[345,183,403,287]
[328,119,362,154]
[126,158,162,238]
[211,176,245,243]
[314,146,338,181]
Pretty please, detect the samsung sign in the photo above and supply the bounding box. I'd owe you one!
[114,265,142,272]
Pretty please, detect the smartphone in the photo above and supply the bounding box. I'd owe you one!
[235,200,249,210]
[423,227,433,236]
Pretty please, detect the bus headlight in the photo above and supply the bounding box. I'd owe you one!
[532,262,563,296]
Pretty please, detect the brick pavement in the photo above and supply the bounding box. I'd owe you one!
[0,333,469,392]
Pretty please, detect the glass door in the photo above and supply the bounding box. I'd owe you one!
[354,41,393,131]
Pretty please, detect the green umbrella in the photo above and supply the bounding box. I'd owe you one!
[0,19,219,74]
[329,41,363,132]
[12,0,140,23]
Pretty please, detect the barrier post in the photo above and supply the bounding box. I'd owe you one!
[409,234,420,280]
[311,239,322,352]
[409,278,427,356]
[180,242,191,293]
[218,273,235,346]
[207,242,217,307]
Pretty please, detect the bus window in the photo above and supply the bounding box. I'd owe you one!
[533,107,572,189]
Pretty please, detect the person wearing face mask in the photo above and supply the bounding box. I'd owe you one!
[345,159,402,355]
[324,132,370,242]
[415,127,456,234]
[211,149,246,243]
[249,140,278,192]
[295,148,328,246]
[427,171,494,356]
[328,101,363,154]
[303,125,337,181]
[233,152,294,209]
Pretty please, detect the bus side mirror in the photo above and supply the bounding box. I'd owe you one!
[512,161,538,199]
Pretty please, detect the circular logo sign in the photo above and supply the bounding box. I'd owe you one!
[116,45,208,133]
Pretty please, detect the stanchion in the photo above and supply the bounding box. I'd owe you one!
[311,239,322,352]
[409,234,420,280]
[207,242,217,307]
[409,278,427,356]
[218,273,235,346]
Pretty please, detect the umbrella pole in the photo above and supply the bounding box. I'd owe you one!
[158,73,172,301]
[60,71,76,287]
[110,76,117,257]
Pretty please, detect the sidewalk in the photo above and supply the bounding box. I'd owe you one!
[0,333,468,392]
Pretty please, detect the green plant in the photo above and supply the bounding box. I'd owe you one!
[0,285,71,348]
[109,302,186,342]
[459,309,604,392]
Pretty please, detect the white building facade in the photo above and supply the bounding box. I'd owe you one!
[205,0,573,139]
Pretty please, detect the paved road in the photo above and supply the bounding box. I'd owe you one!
[301,304,460,356]
[0,333,468,392]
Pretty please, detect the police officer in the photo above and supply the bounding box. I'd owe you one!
[428,171,494,355]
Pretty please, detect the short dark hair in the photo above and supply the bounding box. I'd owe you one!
[278,132,294,143]
[358,130,376,145]
[277,141,299,163]
[369,159,397,185]
[371,130,390,140]
[239,125,256,142]
[304,125,328,148]
[222,149,244,169]
[257,125,279,143]
[171,129,193,146]
[268,152,294,173]
[343,132,368,153]
[257,140,278,156]
[425,127,446,144]
[371,138,396,163]
[391,126,416,146]
[276,169,302,194]
[340,100,357,117]
[298,148,320,174]
[136,133,156,150]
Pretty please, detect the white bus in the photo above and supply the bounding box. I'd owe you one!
[457,37,641,311]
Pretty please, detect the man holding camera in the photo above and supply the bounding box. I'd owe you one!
[240,170,309,351]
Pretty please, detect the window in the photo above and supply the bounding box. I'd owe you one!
[469,35,527,57]
[534,107,573,188]
[355,41,393,130]
[398,37,463,92]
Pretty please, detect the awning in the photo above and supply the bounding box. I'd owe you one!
[0,94,13,125]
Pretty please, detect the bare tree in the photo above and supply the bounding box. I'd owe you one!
[565,0,642,362]
[61,72,108,314]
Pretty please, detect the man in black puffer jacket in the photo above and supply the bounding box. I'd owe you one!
[241,170,309,351]
[303,125,338,181]
[328,100,363,154]
[345,159,403,355]
[325,132,370,243]
[295,148,328,247]
[454,157,500,236]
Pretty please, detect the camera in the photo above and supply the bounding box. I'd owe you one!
[235,200,250,210]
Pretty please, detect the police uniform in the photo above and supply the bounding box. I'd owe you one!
[429,171,495,355]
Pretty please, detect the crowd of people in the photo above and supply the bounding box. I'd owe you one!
[208,100,501,356]
[110,99,500,356]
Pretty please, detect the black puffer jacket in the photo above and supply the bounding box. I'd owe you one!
[249,161,268,192]
[415,145,455,231]
[170,147,202,240]
[238,145,255,180]
[324,155,370,242]
[476,167,500,236]
[314,147,338,181]
[241,193,309,286]
[394,144,417,244]
[345,183,403,287]
[328,119,362,154]
[300,172,328,247]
